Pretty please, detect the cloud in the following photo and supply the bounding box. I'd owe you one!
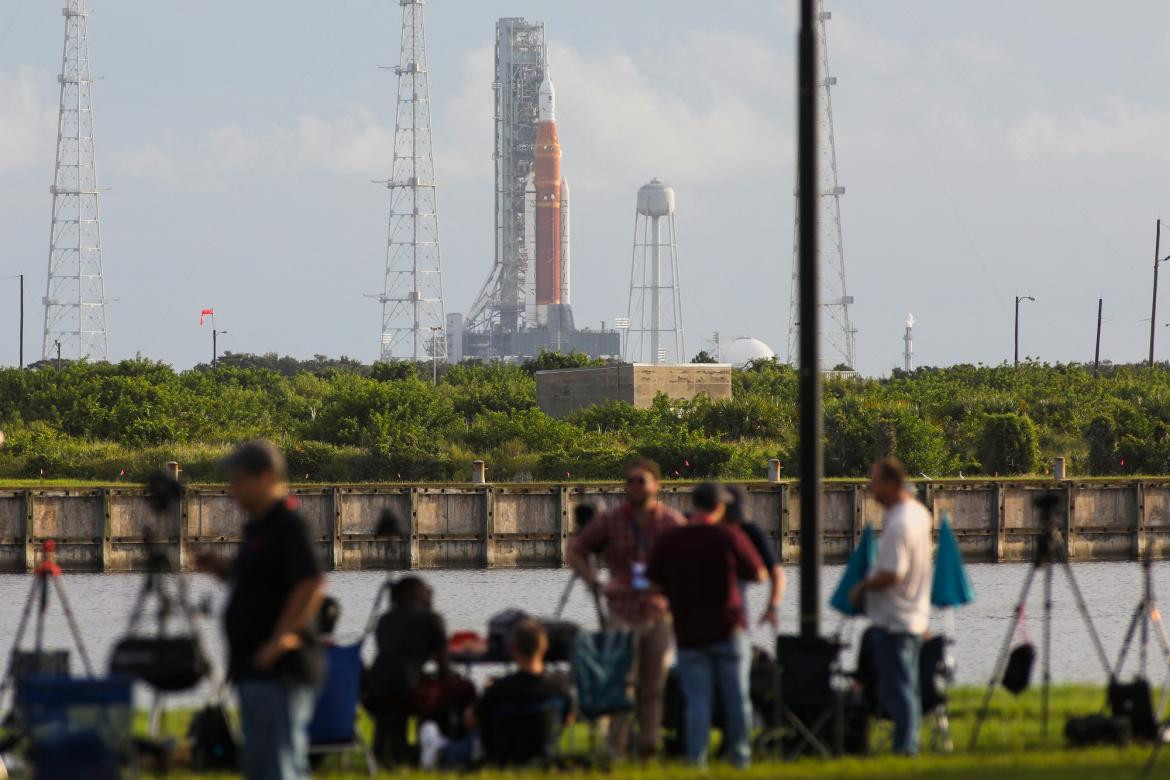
[112,144,176,180]
[0,67,56,174]
[1008,99,1170,162]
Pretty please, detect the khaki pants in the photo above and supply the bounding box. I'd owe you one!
[606,615,674,758]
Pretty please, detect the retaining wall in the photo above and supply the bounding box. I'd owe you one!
[0,480,1166,572]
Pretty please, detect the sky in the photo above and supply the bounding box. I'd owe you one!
[2,1,1170,376]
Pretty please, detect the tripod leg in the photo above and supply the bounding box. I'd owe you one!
[554,573,578,619]
[51,576,94,677]
[0,574,45,697]
[1114,603,1145,678]
[1057,561,1114,676]
[34,575,48,659]
[969,564,1038,751]
[1043,559,1054,740]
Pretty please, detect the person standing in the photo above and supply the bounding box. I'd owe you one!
[565,457,683,759]
[197,440,327,780]
[850,458,933,756]
[724,485,786,629]
[647,483,766,769]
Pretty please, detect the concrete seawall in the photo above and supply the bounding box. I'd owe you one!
[1,480,1168,572]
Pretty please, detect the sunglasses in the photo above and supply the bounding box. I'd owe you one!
[626,476,648,485]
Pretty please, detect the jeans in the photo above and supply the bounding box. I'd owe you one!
[872,627,922,756]
[237,680,317,780]
[676,631,752,768]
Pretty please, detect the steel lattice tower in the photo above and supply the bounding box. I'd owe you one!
[42,0,108,362]
[786,0,855,370]
[377,0,447,362]
[465,18,545,340]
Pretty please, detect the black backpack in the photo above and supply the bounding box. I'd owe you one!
[188,703,238,771]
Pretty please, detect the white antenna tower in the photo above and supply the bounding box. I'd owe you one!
[786,0,855,370]
[626,179,684,364]
[42,0,109,362]
[904,313,915,372]
[376,0,446,362]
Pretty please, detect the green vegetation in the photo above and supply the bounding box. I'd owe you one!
[1,354,1169,482]
[145,686,1152,778]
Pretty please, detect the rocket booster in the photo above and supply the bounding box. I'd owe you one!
[534,75,562,307]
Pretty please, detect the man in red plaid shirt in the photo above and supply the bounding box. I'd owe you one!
[566,457,684,759]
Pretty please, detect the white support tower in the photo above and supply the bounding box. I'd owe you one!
[626,179,684,364]
[904,314,915,372]
[42,0,109,362]
[377,0,446,362]
[785,0,856,370]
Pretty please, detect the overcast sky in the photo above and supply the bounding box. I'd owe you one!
[2,1,1169,375]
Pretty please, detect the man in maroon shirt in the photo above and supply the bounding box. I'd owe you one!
[648,482,766,768]
[566,457,684,759]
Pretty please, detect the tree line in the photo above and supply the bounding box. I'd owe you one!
[0,352,1164,482]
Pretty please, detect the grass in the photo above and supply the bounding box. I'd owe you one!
[124,685,1160,779]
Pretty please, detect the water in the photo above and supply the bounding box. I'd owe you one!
[1,562,1167,705]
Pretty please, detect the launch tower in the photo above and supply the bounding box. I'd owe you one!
[376,0,447,362]
[42,0,109,362]
[785,0,856,370]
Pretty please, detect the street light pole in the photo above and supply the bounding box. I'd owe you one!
[54,339,61,372]
[429,326,442,386]
[1094,298,1103,376]
[1014,294,1035,366]
[18,273,23,369]
[1150,219,1170,367]
[212,330,228,368]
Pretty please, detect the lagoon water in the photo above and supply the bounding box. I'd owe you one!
[1,562,1167,704]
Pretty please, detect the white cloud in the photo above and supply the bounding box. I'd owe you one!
[1008,99,1170,162]
[0,67,56,174]
[112,144,176,180]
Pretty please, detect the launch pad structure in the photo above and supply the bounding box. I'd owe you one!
[457,18,619,362]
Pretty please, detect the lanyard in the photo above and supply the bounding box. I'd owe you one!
[626,506,653,561]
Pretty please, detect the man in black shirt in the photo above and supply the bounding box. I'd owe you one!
[197,440,326,780]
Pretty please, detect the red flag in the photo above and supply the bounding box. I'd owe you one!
[199,308,214,326]
[684,459,691,468]
[118,468,125,479]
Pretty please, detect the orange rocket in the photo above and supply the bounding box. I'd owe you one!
[534,75,562,308]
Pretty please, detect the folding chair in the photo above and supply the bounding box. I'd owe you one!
[769,634,847,759]
[18,675,134,780]
[307,643,377,776]
[570,630,633,759]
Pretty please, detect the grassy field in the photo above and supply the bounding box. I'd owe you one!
[127,685,1161,779]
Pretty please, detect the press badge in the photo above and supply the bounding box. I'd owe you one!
[631,561,650,590]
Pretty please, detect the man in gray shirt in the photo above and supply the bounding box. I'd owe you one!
[851,458,932,756]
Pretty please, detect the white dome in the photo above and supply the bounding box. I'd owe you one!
[724,337,775,367]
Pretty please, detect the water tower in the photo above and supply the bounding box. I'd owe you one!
[626,179,685,363]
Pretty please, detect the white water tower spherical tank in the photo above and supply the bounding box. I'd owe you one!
[724,337,775,367]
[636,179,675,217]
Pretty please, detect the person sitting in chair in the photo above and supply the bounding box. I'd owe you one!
[424,618,573,769]
[364,577,474,767]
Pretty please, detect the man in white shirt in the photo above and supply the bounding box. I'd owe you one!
[850,458,932,756]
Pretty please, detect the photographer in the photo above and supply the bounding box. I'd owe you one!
[849,458,932,757]
[197,440,326,780]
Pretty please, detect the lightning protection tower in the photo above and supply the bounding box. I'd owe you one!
[377,0,447,362]
[42,0,109,362]
[626,179,684,364]
[785,0,855,370]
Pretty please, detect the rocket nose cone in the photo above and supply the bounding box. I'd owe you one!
[539,75,556,122]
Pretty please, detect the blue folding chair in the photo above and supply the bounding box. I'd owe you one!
[308,642,377,776]
[18,675,133,780]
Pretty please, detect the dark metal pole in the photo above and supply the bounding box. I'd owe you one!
[1094,298,1103,376]
[797,0,822,641]
[55,340,61,372]
[212,329,218,368]
[1151,219,1162,367]
[18,274,24,370]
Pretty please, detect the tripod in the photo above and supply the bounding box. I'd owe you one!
[969,493,1112,749]
[0,540,94,704]
[1129,552,1170,777]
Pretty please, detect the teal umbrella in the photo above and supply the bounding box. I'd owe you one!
[932,514,974,608]
[830,523,877,616]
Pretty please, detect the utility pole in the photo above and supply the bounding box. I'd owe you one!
[1094,298,1103,376]
[797,0,823,641]
[1014,294,1035,366]
[430,325,442,385]
[54,339,62,372]
[212,329,227,368]
[1150,219,1169,367]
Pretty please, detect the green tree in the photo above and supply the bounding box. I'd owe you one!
[976,413,1040,475]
